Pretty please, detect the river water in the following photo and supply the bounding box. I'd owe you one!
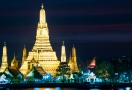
[6,87,132,90]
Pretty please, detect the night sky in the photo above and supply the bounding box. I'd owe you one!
[0,0,132,63]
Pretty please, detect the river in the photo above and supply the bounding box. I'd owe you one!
[6,87,132,90]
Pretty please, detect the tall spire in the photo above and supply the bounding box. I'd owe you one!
[41,3,44,9]
[69,51,71,61]
[3,42,7,55]
[68,44,79,73]
[61,41,66,62]
[31,4,52,51]
[72,44,76,58]
[0,42,8,72]
[13,52,16,60]
[22,45,27,64]
[39,3,46,23]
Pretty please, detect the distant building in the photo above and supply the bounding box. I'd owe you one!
[87,56,96,68]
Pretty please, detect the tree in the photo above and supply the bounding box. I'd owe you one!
[11,77,21,84]
[56,62,70,83]
[94,60,114,80]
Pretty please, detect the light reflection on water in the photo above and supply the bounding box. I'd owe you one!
[8,87,83,90]
[118,87,131,90]
[31,87,82,90]
[7,87,132,90]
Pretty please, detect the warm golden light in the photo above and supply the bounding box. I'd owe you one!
[11,53,18,68]
[61,41,66,62]
[68,44,79,73]
[0,4,79,76]
[0,42,8,72]
[19,4,60,76]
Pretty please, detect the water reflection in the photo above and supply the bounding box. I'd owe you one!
[8,87,132,90]
[33,87,79,90]
[8,87,81,90]
[35,88,57,90]
[125,87,131,90]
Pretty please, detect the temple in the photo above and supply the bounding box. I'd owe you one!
[0,4,79,77]
[19,4,60,76]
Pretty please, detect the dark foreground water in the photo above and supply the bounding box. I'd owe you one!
[6,87,132,90]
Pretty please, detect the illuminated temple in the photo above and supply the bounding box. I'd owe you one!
[0,4,79,76]
[19,4,60,76]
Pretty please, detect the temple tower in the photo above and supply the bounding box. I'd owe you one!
[61,41,66,62]
[19,45,28,75]
[20,4,60,76]
[0,42,8,72]
[68,44,79,73]
[22,45,27,65]
[11,53,18,68]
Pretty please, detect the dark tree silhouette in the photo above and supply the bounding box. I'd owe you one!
[56,62,70,83]
[94,60,114,80]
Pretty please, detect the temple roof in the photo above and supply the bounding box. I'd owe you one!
[35,66,47,76]
[30,57,38,63]
[27,66,47,79]
[88,57,96,68]
[5,67,23,77]
[11,54,18,63]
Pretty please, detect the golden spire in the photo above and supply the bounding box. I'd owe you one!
[61,41,66,62]
[3,42,7,55]
[13,52,16,60]
[69,52,71,61]
[23,45,26,57]
[72,44,76,58]
[22,45,27,65]
[41,3,44,9]
[0,42,8,72]
[11,52,18,68]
